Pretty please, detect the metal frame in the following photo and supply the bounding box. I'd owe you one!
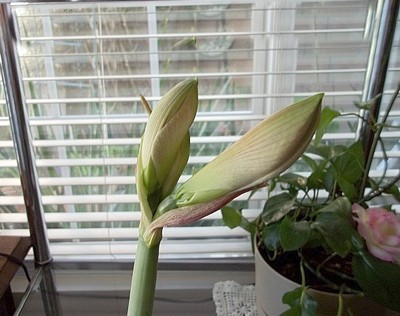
[357,0,400,167]
[0,2,51,265]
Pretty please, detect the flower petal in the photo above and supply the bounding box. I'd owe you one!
[174,93,323,207]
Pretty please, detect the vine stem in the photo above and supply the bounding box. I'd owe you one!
[300,253,360,295]
[316,253,356,282]
[359,82,400,200]
[360,172,400,204]
[337,285,345,316]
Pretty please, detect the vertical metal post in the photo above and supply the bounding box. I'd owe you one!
[356,0,399,153]
[0,3,52,265]
[355,0,399,198]
[40,264,63,315]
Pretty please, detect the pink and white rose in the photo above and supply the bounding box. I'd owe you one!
[353,204,400,264]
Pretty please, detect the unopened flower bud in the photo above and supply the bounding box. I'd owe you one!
[137,78,198,214]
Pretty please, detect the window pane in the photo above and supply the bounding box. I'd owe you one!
[0,0,398,259]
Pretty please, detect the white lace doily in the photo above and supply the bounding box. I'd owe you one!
[213,280,257,316]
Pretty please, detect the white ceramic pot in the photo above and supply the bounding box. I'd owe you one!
[255,243,399,316]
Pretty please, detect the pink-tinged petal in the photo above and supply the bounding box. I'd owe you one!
[357,225,369,239]
[352,204,368,225]
[380,235,400,247]
[367,243,397,262]
[352,203,365,215]
[380,244,400,255]
[145,186,258,241]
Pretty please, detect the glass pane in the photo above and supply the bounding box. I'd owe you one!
[0,0,397,259]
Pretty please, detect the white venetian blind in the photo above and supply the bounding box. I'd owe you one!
[0,0,399,260]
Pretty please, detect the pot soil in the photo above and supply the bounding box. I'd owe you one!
[255,243,400,316]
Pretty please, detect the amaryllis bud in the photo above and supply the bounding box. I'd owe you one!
[137,79,198,227]
[173,93,323,207]
[136,79,198,232]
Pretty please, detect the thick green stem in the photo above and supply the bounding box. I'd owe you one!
[127,237,160,316]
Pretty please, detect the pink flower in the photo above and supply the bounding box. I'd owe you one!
[353,204,400,264]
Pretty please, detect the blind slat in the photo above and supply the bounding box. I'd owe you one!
[19,28,364,42]
[21,68,370,82]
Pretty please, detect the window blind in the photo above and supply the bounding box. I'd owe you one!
[0,0,399,260]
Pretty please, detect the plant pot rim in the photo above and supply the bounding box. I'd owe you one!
[254,235,359,297]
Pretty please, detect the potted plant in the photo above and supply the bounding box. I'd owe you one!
[222,87,400,315]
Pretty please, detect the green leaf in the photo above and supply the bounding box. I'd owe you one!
[301,293,318,316]
[307,170,327,190]
[282,287,302,306]
[279,173,307,189]
[241,217,257,237]
[280,217,312,251]
[221,206,256,236]
[221,206,256,235]
[352,249,400,312]
[312,198,353,257]
[268,179,277,192]
[323,166,336,194]
[262,222,281,251]
[302,154,318,171]
[262,193,296,225]
[282,287,317,316]
[314,107,340,146]
[316,196,352,218]
[384,184,400,202]
[281,305,302,316]
[331,142,364,198]
[221,206,242,229]
[336,176,358,201]
[313,212,352,258]
[307,143,335,160]
[354,97,378,111]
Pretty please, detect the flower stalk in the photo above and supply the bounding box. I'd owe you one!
[128,79,198,316]
[127,237,160,316]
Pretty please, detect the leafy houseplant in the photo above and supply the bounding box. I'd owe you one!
[127,78,323,315]
[223,86,400,315]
